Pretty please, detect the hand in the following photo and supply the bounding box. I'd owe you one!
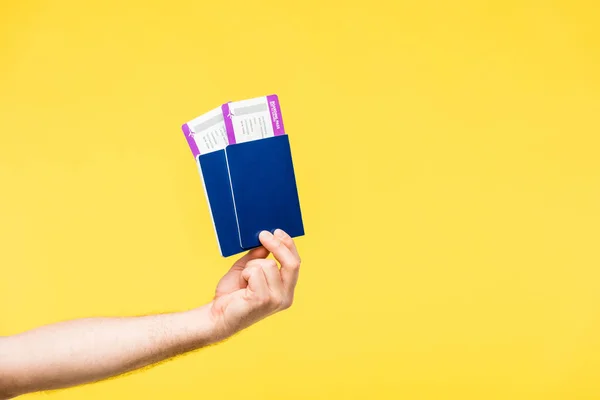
[209,229,301,340]
[0,231,298,398]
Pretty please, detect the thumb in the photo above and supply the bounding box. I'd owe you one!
[232,246,270,270]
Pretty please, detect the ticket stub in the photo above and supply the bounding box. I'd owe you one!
[182,105,229,157]
[222,94,285,144]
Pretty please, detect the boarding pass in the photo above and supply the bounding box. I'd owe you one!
[182,95,286,157]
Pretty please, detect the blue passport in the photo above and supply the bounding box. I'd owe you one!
[197,135,305,257]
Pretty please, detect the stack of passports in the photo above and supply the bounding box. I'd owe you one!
[182,95,305,257]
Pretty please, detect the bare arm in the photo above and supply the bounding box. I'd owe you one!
[0,306,217,398]
[0,229,301,399]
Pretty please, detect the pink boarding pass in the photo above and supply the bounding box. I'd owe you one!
[222,94,285,144]
[181,105,229,158]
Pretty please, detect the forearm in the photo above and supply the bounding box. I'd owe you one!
[0,304,217,398]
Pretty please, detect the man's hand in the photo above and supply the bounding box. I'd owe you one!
[210,229,301,340]
[0,229,301,399]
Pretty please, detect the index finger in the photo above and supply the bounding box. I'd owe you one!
[259,230,301,292]
[274,229,301,263]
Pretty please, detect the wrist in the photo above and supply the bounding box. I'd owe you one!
[186,303,229,346]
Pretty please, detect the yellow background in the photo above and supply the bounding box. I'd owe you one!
[1,0,599,398]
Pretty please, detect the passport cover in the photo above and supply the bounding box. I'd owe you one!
[198,135,304,257]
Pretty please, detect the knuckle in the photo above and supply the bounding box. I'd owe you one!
[270,294,283,308]
[261,259,278,270]
[256,294,270,306]
[246,259,262,268]
[282,296,293,310]
[243,265,260,281]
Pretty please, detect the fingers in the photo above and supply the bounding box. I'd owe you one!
[217,247,269,293]
[242,259,286,309]
[259,258,284,294]
[244,259,284,294]
[216,247,269,297]
[274,228,301,262]
[259,230,301,294]
[241,262,269,297]
[232,246,270,270]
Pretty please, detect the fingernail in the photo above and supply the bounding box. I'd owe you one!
[260,231,273,240]
[274,229,286,238]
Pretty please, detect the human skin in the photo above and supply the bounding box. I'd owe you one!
[0,229,301,399]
